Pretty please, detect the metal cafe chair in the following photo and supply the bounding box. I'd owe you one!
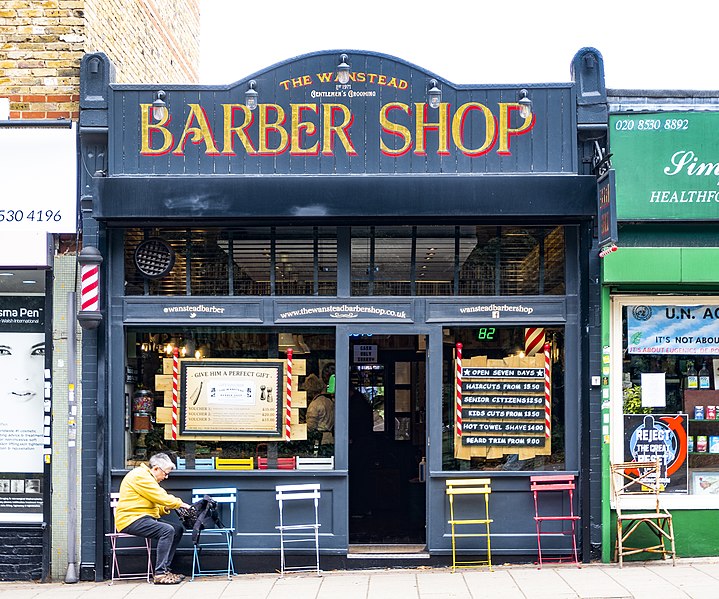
[445,478,493,572]
[610,460,676,567]
[530,474,581,567]
[189,487,237,580]
[106,492,153,583]
[275,483,322,576]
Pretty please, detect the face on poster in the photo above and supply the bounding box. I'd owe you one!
[0,296,46,475]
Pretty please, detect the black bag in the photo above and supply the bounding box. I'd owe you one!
[176,494,224,545]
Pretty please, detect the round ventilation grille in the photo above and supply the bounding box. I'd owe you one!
[134,238,175,278]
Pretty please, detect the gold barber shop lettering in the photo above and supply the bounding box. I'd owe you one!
[139,100,533,158]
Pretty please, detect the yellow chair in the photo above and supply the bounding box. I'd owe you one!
[445,478,493,572]
[610,460,676,567]
[215,457,254,470]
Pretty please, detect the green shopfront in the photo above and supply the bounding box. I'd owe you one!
[603,106,719,560]
[77,49,606,579]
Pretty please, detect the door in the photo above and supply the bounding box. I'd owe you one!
[347,333,427,544]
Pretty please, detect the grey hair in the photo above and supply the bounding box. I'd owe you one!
[149,452,175,472]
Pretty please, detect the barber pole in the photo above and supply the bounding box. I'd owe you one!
[171,347,179,440]
[544,342,551,438]
[456,343,463,438]
[77,246,103,329]
[80,262,99,311]
[525,327,545,356]
[285,348,292,441]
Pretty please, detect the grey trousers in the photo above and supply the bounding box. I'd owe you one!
[122,515,184,574]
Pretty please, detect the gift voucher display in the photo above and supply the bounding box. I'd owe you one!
[180,360,284,437]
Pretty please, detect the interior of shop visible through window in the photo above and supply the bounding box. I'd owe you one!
[441,326,565,472]
[124,328,335,470]
[622,304,719,496]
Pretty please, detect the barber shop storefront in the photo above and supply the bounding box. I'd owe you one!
[78,48,606,578]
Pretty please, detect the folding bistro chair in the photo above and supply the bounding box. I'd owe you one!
[610,460,676,567]
[275,483,322,576]
[189,487,237,579]
[530,474,580,567]
[106,492,153,583]
[445,478,493,572]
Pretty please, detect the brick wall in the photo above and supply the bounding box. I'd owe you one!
[84,0,199,84]
[0,527,44,580]
[0,0,199,118]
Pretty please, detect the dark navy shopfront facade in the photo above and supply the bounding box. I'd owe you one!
[78,49,606,579]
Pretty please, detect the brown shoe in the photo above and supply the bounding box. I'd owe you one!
[154,572,182,584]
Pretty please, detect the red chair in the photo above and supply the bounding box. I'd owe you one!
[257,456,296,470]
[530,474,580,568]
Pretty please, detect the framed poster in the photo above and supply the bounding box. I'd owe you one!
[692,472,719,495]
[180,360,284,437]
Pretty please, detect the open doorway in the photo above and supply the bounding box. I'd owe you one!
[348,334,427,545]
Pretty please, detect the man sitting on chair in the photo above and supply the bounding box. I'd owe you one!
[115,452,191,585]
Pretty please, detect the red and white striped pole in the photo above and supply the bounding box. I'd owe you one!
[171,347,179,440]
[456,343,463,438]
[544,342,551,439]
[77,246,103,329]
[285,348,293,441]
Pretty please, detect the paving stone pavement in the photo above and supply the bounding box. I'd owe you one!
[1,559,717,599]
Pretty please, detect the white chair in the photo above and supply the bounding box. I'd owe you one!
[275,483,322,576]
[106,492,153,583]
[189,487,237,580]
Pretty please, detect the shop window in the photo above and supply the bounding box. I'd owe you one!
[620,302,719,496]
[441,326,565,471]
[124,227,337,296]
[123,328,336,470]
[350,225,565,297]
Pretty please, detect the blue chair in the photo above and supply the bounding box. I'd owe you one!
[189,487,237,579]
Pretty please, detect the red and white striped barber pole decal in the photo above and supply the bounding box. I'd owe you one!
[544,342,551,438]
[80,261,100,311]
[525,327,545,356]
[171,347,179,440]
[456,343,463,438]
[285,348,293,441]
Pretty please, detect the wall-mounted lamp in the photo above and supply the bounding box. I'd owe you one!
[77,246,103,330]
[152,90,167,121]
[337,54,351,84]
[517,88,533,119]
[245,80,258,111]
[427,79,442,109]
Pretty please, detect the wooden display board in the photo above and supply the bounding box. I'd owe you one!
[454,353,551,461]
[156,358,308,442]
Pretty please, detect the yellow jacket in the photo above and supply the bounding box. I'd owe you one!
[115,464,183,532]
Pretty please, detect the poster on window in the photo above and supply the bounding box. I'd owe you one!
[627,305,719,354]
[623,414,688,494]
[0,296,45,523]
[180,360,284,437]
[0,296,45,474]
